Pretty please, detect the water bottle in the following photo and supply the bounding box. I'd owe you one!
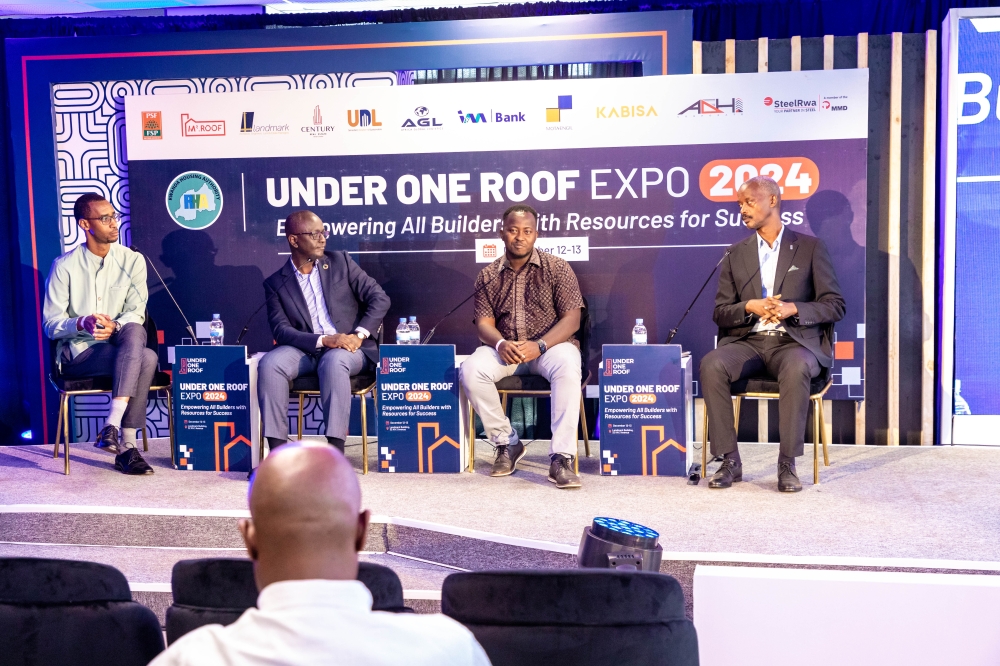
[408,316,421,345]
[209,314,224,346]
[631,318,647,345]
[396,318,410,345]
[954,379,972,415]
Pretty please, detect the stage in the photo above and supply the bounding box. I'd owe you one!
[0,437,998,622]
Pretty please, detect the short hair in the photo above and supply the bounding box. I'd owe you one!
[285,210,318,235]
[501,204,538,225]
[74,193,107,222]
[741,176,781,204]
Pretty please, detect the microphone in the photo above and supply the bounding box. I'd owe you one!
[235,255,316,345]
[664,249,731,344]
[130,245,197,343]
[421,269,501,345]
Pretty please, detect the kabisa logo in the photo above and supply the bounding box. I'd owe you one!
[240,111,289,135]
[402,106,443,129]
[165,171,223,230]
[347,109,382,129]
[301,105,335,137]
[181,113,225,137]
[596,105,658,119]
[678,98,743,115]
[763,96,817,112]
[457,109,526,124]
[546,96,572,122]
[141,111,162,140]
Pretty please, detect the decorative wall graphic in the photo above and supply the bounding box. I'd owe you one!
[53,72,402,442]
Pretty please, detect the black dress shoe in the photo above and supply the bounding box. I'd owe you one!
[94,425,121,454]
[548,454,582,489]
[777,461,802,492]
[115,448,154,475]
[490,439,526,477]
[708,458,743,489]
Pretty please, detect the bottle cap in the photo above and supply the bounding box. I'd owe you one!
[399,318,406,323]
[213,314,220,319]
[636,318,643,324]
[409,316,417,322]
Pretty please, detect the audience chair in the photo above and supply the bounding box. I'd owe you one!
[467,301,593,474]
[284,324,382,474]
[49,310,173,475]
[166,558,411,644]
[701,364,833,484]
[0,557,164,666]
[442,570,698,666]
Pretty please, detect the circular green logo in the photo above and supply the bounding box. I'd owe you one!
[165,171,223,230]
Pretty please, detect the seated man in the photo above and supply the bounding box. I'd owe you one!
[257,210,390,453]
[151,443,491,665]
[42,193,157,475]
[700,176,845,493]
[460,204,585,489]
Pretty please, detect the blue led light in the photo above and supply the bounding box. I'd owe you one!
[19,430,33,440]
[594,517,659,539]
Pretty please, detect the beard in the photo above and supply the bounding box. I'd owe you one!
[506,245,532,260]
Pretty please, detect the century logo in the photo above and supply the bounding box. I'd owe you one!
[165,171,223,230]
[402,106,443,129]
[141,111,162,140]
[678,98,743,115]
[595,105,658,119]
[347,109,382,129]
[180,113,225,137]
[301,105,335,136]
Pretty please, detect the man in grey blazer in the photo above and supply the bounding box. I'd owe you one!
[700,177,845,492]
[257,211,390,453]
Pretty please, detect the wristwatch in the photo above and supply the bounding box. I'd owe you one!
[535,339,548,354]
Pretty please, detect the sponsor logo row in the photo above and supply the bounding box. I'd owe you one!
[141,92,850,140]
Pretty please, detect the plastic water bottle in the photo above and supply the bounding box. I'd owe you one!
[408,316,421,345]
[954,379,972,415]
[209,314,224,346]
[632,318,647,345]
[396,318,410,345]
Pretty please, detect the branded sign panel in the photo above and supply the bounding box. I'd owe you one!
[941,9,1000,444]
[377,344,461,473]
[600,344,686,476]
[172,345,252,472]
[125,71,868,401]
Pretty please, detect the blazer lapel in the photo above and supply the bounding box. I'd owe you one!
[773,229,799,296]
[279,260,312,329]
[318,253,343,331]
[739,235,763,300]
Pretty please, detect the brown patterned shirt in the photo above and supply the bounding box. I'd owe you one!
[473,248,585,346]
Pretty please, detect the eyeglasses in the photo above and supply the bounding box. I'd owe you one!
[291,230,330,241]
[83,212,121,225]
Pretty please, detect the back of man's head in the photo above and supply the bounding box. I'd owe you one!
[240,444,369,590]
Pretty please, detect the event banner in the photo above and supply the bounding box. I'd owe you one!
[600,344,686,476]
[125,71,868,400]
[172,345,252,472]
[377,345,461,473]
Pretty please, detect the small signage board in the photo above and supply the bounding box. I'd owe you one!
[172,345,252,472]
[599,344,686,476]
[377,345,462,473]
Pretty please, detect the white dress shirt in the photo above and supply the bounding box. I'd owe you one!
[292,259,368,348]
[150,579,491,666]
[751,225,786,332]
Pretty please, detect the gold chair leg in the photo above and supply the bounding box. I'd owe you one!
[360,391,369,475]
[63,394,71,475]
[141,426,148,452]
[733,396,742,429]
[813,400,820,485]
[702,405,709,478]
[574,452,579,475]
[819,398,830,466]
[468,402,476,473]
[297,394,304,440]
[579,394,590,458]
[53,393,65,458]
[166,390,175,464]
[501,392,508,414]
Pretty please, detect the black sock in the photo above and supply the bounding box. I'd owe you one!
[267,437,285,450]
[723,449,741,464]
[326,437,346,452]
[778,452,796,466]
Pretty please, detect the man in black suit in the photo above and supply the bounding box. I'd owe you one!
[700,177,845,492]
[257,211,390,453]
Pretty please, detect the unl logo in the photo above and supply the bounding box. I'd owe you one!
[604,359,614,376]
[380,358,390,374]
[347,109,382,127]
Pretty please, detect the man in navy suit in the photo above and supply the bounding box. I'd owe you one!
[257,211,390,453]
[700,177,845,492]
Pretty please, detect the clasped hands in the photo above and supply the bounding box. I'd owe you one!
[322,333,363,352]
[497,339,542,365]
[78,314,117,341]
[746,295,797,325]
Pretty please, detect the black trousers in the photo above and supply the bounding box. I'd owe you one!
[699,334,821,458]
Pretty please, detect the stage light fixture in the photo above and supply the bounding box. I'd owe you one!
[19,430,32,441]
[577,517,662,571]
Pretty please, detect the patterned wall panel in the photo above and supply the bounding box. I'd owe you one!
[52,72,403,442]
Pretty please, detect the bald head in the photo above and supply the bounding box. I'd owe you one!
[739,176,781,204]
[240,444,369,589]
[285,210,321,235]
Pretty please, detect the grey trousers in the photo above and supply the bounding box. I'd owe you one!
[699,334,821,458]
[257,345,368,442]
[460,343,582,456]
[60,322,158,430]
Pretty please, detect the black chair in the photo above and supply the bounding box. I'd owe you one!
[48,309,174,475]
[466,299,594,474]
[442,570,699,666]
[0,557,164,665]
[165,558,411,644]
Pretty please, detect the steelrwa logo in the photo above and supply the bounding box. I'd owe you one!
[763,96,817,112]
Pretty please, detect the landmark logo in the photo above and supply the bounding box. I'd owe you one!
[347,109,383,129]
[165,171,223,230]
[678,98,743,115]
[402,106,443,129]
[300,105,335,137]
[240,111,289,135]
[180,113,225,137]
[141,111,162,140]
[240,112,254,133]
[546,95,572,122]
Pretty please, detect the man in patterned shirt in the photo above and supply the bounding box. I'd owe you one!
[460,204,586,489]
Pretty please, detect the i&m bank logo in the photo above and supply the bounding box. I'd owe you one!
[141,111,162,140]
[165,171,224,230]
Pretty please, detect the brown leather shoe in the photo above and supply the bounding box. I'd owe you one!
[777,461,802,492]
[708,458,743,489]
[490,439,525,477]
